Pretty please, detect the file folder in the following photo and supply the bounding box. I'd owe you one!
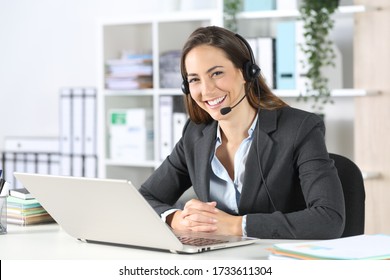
[72,88,84,157]
[243,0,275,11]
[257,37,276,89]
[59,87,98,177]
[159,96,173,160]
[1,136,60,189]
[276,21,296,89]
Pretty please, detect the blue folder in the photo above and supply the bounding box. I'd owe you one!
[243,0,275,11]
[276,21,296,89]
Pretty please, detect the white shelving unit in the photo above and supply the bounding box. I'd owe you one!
[235,4,372,98]
[97,3,223,187]
[97,2,370,186]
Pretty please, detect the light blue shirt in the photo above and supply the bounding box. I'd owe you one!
[161,115,258,237]
[210,115,258,236]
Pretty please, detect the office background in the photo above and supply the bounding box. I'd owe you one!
[0,0,354,155]
[0,0,389,234]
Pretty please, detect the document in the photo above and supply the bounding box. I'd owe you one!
[270,234,390,260]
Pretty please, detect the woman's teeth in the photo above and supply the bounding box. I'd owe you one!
[207,96,225,106]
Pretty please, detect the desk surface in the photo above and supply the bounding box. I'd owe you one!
[0,224,292,260]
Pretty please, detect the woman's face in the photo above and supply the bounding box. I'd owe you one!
[184,44,246,121]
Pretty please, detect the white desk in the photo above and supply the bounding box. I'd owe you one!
[0,224,288,260]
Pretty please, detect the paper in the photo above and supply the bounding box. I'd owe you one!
[272,234,390,260]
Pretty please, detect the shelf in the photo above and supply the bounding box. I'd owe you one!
[104,89,155,96]
[105,159,157,168]
[275,89,380,98]
[157,88,183,95]
[237,5,366,20]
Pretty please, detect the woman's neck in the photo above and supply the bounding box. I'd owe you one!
[219,106,257,145]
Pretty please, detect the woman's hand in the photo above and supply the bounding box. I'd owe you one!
[166,199,243,236]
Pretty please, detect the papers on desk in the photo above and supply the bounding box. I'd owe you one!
[269,234,390,260]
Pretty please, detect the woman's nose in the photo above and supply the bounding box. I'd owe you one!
[200,79,215,94]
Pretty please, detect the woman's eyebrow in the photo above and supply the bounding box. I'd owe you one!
[186,65,224,78]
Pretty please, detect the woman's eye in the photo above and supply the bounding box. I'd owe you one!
[212,71,223,77]
[188,77,199,84]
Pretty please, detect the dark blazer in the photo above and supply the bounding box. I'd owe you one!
[140,106,345,239]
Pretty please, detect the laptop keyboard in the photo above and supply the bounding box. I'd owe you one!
[178,236,229,246]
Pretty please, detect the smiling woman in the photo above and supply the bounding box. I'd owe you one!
[140,26,346,240]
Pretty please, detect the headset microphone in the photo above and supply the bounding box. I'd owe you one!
[220,93,247,115]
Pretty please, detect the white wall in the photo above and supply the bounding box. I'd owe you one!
[0,0,163,148]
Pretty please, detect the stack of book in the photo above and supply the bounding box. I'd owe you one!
[7,188,55,226]
[105,52,153,90]
[159,50,182,89]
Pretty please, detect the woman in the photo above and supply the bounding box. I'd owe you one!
[140,26,345,239]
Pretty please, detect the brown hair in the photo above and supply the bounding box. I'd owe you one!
[180,26,287,124]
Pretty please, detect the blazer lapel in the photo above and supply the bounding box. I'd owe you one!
[193,122,218,202]
[239,109,278,214]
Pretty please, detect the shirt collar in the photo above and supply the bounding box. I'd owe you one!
[216,114,258,143]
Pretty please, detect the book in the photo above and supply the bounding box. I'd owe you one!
[7,196,41,208]
[6,196,55,226]
[7,213,55,226]
[270,234,390,260]
[9,188,33,199]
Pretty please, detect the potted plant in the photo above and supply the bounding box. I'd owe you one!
[298,0,339,114]
[224,0,243,32]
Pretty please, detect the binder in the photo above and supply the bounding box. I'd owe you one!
[59,87,98,177]
[82,88,97,177]
[59,88,72,175]
[60,155,72,176]
[243,0,275,11]
[71,88,84,177]
[159,96,173,160]
[246,37,276,89]
[72,88,84,156]
[1,136,60,189]
[84,155,98,178]
[257,37,276,89]
[109,109,153,161]
[276,0,297,10]
[276,21,296,89]
[84,88,97,156]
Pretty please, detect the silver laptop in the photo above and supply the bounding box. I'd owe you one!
[13,172,256,254]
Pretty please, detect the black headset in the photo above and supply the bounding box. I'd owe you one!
[181,33,261,95]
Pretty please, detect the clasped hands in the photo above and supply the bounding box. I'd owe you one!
[167,199,243,236]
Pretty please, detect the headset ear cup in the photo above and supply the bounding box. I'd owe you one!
[181,81,190,95]
[243,61,261,82]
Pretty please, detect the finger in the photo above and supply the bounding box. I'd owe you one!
[183,199,219,213]
[181,207,218,221]
[181,212,218,224]
[180,219,217,232]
